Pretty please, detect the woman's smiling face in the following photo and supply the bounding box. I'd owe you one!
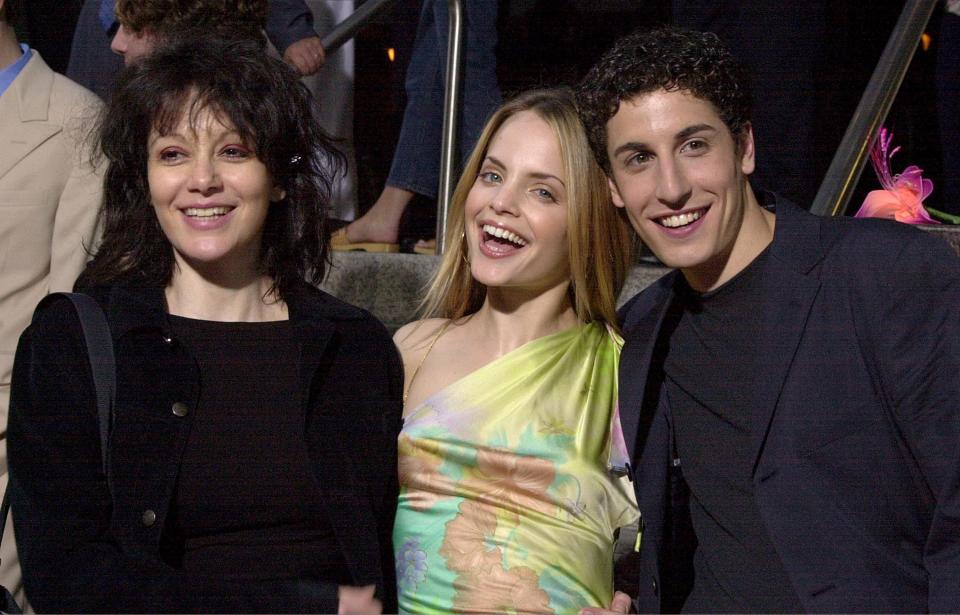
[464,110,571,294]
[147,105,283,276]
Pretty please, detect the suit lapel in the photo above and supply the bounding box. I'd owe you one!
[620,273,677,463]
[0,122,63,180]
[0,52,58,181]
[748,201,826,472]
[297,319,336,413]
[296,314,383,587]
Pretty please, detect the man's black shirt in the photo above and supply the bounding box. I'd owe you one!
[662,247,803,613]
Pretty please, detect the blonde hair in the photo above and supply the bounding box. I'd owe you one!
[420,88,633,327]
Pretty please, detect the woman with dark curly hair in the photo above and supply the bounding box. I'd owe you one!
[7,36,400,613]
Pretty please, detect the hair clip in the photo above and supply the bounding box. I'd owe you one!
[289,154,303,165]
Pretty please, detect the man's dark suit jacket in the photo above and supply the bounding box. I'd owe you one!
[619,197,960,612]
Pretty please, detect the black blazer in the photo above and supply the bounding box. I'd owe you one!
[8,282,404,613]
[619,198,960,613]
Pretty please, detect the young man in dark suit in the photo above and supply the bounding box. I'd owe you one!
[577,27,960,613]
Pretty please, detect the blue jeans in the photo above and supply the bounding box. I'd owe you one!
[387,0,501,199]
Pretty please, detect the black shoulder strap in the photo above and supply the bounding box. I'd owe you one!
[1,293,115,567]
[61,293,116,477]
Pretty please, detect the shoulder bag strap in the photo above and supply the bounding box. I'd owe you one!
[0,293,115,594]
[60,293,116,479]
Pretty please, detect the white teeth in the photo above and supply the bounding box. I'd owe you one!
[184,207,231,218]
[482,224,527,247]
[658,210,703,228]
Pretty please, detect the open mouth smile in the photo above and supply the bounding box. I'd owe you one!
[478,222,529,257]
[654,206,709,229]
[482,223,527,247]
[183,206,235,219]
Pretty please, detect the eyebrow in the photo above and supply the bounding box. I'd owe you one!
[148,129,245,148]
[677,123,717,140]
[611,123,719,157]
[485,155,566,187]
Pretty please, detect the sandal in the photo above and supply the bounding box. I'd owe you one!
[330,228,399,253]
[412,239,437,256]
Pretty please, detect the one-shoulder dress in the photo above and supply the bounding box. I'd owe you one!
[393,322,638,614]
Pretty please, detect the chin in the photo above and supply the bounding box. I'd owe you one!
[647,244,713,272]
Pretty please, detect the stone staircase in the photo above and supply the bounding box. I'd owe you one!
[321,227,960,331]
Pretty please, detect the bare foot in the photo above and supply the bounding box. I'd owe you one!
[344,186,414,244]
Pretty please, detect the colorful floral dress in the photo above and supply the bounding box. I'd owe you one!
[393,322,638,614]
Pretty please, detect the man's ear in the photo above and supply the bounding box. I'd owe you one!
[608,176,626,208]
[738,122,756,176]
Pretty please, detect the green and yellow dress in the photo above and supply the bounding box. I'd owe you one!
[393,322,638,614]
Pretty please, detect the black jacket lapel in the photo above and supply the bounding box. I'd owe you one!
[748,199,827,472]
[619,272,678,464]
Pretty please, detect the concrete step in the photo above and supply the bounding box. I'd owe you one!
[321,252,668,331]
[321,226,960,331]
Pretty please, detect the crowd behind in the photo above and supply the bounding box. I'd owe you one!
[1,0,959,613]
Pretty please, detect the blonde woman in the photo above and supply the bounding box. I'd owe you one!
[392,89,637,614]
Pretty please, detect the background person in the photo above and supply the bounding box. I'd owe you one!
[0,0,103,607]
[391,88,637,613]
[67,0,326,102]
[8,36,401,613]
[332,0,501,253]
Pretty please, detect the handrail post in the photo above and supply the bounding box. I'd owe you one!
[435,0,464,255]
[810,0,937,217]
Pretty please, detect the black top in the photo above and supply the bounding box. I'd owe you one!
[10,282,403,613]
[166,315,348,583]
[663,248,803,613]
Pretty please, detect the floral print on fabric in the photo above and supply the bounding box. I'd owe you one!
[393,323,639,614]
[397,537,429,592]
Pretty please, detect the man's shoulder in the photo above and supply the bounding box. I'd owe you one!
[11,53,103,148]
[617,270,677,333]
[772,197,952,277]
[815,213,954,277]
[47,70,104,128]
[50,71,102,110]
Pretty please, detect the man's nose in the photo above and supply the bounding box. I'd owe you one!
[656,158,692,207]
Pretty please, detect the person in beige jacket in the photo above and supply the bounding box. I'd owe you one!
[0,0,103,608]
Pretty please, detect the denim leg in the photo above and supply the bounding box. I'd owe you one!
[387,0,501,199]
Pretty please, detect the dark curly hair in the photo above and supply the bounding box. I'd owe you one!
[576,26,752,174]
[79,36,343,300]
[115,0,267,43]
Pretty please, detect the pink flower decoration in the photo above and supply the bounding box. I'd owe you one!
[855,128,938,225]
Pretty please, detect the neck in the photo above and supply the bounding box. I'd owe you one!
[165,254,286,321]
[683,182,776,293]
[469,281,579,356]
[0,24,22,70]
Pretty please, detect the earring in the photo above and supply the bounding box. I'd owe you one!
[460,230,470,266]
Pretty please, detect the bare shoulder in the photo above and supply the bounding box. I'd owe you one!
[393,318,450,355]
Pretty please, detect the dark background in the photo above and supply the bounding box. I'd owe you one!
[15,1,952,215]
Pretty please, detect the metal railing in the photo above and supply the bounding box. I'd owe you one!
[321,0,465,255]
[320,0,396,53]
[810,0,939,217]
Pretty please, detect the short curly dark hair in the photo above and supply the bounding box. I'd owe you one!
[576,26,752,174]
[115,0,267,43]
[80,36,343,301]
